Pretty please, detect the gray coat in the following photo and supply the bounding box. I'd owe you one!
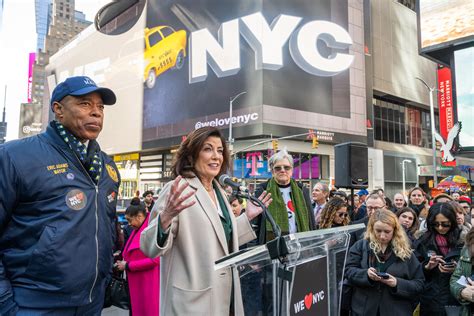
[345,239,425,316]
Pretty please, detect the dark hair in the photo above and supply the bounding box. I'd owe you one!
[319,198,349,229]
[228,195,243,205]
[408,187,426,203]
[384,197,393,209]
[142,190,154,198]
[171,127,230,179]
[125,198,146,217]
[465,228,474,247]
[433,193,453,203]
[396,207,420,235]
[425,202,460,248]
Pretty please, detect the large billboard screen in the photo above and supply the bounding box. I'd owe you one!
[454,46,474,150]
[142,0,354,148]
[418,0,474,52]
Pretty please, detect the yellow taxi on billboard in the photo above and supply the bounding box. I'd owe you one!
[144,25,187,88]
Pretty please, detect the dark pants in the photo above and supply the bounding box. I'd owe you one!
[16,296,104,316]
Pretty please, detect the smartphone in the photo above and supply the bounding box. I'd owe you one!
[376,272,390,279]
[443,262,456,268]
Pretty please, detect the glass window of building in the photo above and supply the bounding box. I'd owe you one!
[373,96,438,149]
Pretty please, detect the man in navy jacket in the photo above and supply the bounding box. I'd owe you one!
[0,76,120,315]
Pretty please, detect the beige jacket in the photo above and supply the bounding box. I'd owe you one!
[140,176,256,316]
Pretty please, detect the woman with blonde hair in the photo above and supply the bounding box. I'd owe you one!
[345,209,424,315]
[318,198,350,229]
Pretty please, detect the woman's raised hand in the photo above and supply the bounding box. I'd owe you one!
[160,176,196,229]
[245,191,272,221]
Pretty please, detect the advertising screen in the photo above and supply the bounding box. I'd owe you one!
[454,46,474,150]
[142,0,353,148]
[418,0,474,51]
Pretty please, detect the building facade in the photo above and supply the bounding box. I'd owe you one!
[43,0,473,202]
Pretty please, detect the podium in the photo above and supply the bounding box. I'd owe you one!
[215,224,365,316]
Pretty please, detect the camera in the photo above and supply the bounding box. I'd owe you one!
[376,272,390,279]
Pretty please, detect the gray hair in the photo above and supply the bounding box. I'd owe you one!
[268,149,293,169]
[313,182,329,193]
[366,193,386,205]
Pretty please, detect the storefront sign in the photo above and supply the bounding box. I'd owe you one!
[190,12,353,83]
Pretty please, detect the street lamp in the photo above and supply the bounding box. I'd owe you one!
[402,159,412,197]
[416,77,441,187]
[228,91,247,150]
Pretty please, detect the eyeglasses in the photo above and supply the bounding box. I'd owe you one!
[273,165,292,172]
[366,206,383,212]
[336,212,348,218]
[432,222,451,228]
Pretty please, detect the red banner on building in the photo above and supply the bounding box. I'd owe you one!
[27,52,36,103]
[437,65,455,166]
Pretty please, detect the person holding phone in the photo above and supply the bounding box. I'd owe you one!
[415,202,463,315]
[450,228,474,316]
[345,209,424,315]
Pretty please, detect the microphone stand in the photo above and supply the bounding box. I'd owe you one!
[235,190,289,263]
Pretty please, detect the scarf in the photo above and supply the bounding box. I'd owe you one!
[409,202,425,217]
[435,234,450,257]
[266,178,310,234]
[52,120,102,184]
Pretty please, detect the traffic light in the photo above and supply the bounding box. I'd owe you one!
[272,139,278,151]
[312,136,319,149]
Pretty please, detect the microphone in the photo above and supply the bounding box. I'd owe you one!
[218,174,248,192]
[219,174,288,261]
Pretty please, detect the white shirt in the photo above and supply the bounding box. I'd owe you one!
[279,186,297,234]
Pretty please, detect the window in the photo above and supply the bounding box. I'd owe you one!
[397,0,415,11]
[160,27,174,38]
[148,31,162,47]
[373,96,435,149]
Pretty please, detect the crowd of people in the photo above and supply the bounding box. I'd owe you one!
[1,75,474,316]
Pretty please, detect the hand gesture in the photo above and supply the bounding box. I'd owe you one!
[425,254,443,270]
[367,267,380,281]
[438,260,457,274]
[245,191,272,221]
[115,260,127,271]
[160,176,196,229]
[379,274,397,288]
[461,278,474,302]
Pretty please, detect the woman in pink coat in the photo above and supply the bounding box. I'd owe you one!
[116,199,160,315]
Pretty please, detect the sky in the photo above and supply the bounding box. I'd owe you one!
[0,0,109,141]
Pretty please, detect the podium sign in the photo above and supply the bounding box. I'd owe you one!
[290,256,329,316]
[215,224,365,315]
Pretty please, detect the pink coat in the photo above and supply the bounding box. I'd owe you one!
[123,214,160,316]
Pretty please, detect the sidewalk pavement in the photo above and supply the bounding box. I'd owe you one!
[102,306,129,315]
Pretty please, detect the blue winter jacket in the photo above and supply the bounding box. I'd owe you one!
[0,125,120,311]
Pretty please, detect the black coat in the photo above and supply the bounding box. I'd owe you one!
[414,232,462,315]
[345,239,425,316]
[254,180,316,244]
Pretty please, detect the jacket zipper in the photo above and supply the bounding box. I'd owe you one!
[70,151,100,303]
[89,185,99,303]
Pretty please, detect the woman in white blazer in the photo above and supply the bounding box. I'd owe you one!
[141,127,271,315]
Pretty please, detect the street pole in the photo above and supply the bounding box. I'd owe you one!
[402,159,411,197]
[416,77,438,187]
[228,91,247,151]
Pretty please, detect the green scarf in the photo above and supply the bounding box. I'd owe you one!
[266,178,310,234]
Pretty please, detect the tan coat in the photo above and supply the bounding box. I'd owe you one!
[140,176,256,316]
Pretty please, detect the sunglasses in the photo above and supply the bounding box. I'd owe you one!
[273,165,292,172]
[336,212,348,218]
[432,222,451,228]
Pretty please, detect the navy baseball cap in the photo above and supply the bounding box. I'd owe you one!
[50,76,116,107]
